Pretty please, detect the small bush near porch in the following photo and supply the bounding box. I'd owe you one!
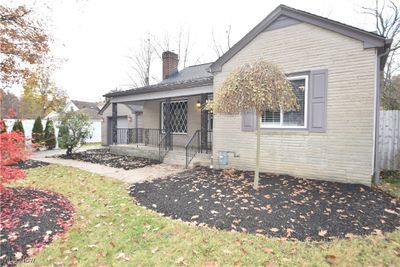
[9,165,400,266]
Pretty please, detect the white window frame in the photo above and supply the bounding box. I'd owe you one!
[261,75,309,129]
[161,99,188,134]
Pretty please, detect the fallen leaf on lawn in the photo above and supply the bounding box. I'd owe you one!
[264,262,276,267]
[345,233,354,239]
[233,259,242,265]
[175,256,188,266]
[27,247,39,256]
[96,251,107,259]
[264,248,273,253]
[374,229,383,236]
[14,252,23,260]
[151,247,159,254]
[54,259,64,266]
[223,249,233,255]
[325,254,337,263]
[116,252,130,261]
[270,228,279,232]
[318,230,327,237]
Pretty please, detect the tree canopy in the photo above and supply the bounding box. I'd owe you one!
[0,5,50,88]
[19,68,67,118]
[211,61,298,114]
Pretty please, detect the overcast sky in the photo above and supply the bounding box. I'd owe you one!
[4,0,379,102]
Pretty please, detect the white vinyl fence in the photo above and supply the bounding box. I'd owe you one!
[4,119,101,146]
[379,110,400,170]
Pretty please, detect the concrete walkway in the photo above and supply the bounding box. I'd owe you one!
[30,148,184,184]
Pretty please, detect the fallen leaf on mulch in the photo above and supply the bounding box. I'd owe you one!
[130,167,400,241]
[55,149,160,170]
[318,230,328,237]
[0,188,74,267]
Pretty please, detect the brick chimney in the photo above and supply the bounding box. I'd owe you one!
[162,51,178,80]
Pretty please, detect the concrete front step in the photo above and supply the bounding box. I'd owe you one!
[163,150,212,167]
[162,150,187,165]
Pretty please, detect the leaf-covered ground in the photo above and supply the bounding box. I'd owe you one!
[380,170,400,198]
[130,167,400,241]
[10,165,400,266]
[54,149,160,170]
[0,188,74,266]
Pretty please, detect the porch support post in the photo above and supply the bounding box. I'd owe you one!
[112,102,118,144]
[200,94,208,153]
[164,98,172,150]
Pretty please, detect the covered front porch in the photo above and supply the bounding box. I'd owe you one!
[109,92,213,167]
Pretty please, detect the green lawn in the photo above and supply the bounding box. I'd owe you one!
[11,165,400,266]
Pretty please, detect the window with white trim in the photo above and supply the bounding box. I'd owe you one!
[262,76,308,128]
[161,100,188,134]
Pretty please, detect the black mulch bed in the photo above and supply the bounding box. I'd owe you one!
[129,167,400,241]
[54,149,160,170]
[9,160,50,170]
[0,188,75,266]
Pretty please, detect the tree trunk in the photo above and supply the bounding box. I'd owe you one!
[66,145,73,157]
[254,112,261,190]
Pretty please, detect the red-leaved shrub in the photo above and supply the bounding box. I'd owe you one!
[0,122,29,192]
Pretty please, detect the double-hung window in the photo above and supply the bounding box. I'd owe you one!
[161,100,188,134]
[262,75,308,128]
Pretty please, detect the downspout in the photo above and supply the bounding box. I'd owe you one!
[373,45,390,185]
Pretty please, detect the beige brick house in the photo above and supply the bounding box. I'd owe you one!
[103,5,390,185]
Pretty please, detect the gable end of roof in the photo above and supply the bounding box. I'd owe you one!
[209,4,388,73]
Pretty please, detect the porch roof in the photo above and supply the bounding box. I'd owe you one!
[104,63,213,99]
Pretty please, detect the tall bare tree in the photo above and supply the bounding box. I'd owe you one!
[362,0,400,109]
[152,27,197,69]
[211,25,232,58]
[127,28,200,87]
[127,37,155,87]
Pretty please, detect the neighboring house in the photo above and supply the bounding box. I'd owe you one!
[103,5,391,185]
[45,100,104,143]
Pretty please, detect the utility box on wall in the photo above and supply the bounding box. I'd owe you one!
[218,151,229,165]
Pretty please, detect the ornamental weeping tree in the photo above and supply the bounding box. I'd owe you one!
[211,60,298,189]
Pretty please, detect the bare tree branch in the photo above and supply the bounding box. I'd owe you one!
[210,25,232,58]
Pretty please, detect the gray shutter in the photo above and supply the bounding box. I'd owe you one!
[309,69,328,132]
[241,111,256,131]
